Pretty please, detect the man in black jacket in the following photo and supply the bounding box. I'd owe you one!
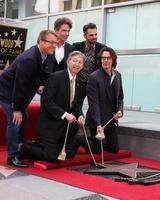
[73,23,106,107]
[46,17,74,74]
[19,51,85,162]
[76,47,123,154]
[0,30,58,167]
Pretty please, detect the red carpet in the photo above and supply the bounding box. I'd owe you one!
[1,104,160,199]
[0,149,160,200]
[34,148,132,170]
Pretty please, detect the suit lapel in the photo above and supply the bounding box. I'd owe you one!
[100,68,113,103]
[52,52,56,63]
[36,46,46,72]
[81,42,86,52]
[113,70,119,100]
[64,43,69,61]
[74,77,80,101]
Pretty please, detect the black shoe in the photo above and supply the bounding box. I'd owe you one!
[7,156,29,168]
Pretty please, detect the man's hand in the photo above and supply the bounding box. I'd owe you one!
[95,125,105,140]
[12,111,22,126]
[78,115,85,126]
[114,110,123,120]
[65,113,77,124]
[38,86,45,95]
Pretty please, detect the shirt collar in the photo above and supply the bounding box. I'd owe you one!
[67,68,76,81]
[39,48,47,64]
[57,42,65,48]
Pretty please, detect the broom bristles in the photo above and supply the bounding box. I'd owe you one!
[57,148,66,160]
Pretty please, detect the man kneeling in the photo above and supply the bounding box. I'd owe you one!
[19,51,85,162]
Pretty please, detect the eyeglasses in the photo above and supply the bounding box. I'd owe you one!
[101,56,112,60]
[42,39,58,45]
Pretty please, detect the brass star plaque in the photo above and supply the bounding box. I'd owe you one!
[85,163,159,179]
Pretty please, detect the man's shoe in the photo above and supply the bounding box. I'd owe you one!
[7,157,29,168]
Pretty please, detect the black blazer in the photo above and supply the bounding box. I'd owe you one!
[46,42,74,74]
[36,69,83,138]
[0,45,46,111]
[86,68,124,128]
[73,41,106,70]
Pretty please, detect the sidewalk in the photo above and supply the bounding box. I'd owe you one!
[119,110,160,132]
[118,110,160,160]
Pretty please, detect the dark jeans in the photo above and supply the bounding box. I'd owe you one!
[0,100,27,159]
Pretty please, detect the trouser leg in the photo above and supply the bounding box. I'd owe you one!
[0,101,19,158]
[0,100,27,159]
[89,124,119,154]
[18,110,28,143]
[104,123,119,153]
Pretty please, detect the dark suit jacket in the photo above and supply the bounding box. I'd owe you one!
[36,69,83,143]
[46,42,74,74]
[73,41,106,71]
[0,45,46,111]
[86,68,124,128]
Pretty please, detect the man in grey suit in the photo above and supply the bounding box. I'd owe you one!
[0,30,58,167]
[19,51,85,162]
[77,46,124,154]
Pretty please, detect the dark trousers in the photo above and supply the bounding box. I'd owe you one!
[21,122,79,162]
[75,123,119,154]
[89,123,119,153]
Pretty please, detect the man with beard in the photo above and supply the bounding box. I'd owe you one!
[73,23,106,107]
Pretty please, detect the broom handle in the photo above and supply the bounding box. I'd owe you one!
[82,125,98,166]
[62,122,70,150]
[102,116,115,129]
[100,139,104,165]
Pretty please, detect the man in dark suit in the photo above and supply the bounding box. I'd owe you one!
[46,17,74,75]
[19,51,85,162]
[73,23,106,107]
[0,30,58,167]
[77,47,124,154]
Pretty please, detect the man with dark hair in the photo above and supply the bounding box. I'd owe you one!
[78,46,124,154]
[46,17,74,74]
[0,30,58,167]
[73,22,106,106]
